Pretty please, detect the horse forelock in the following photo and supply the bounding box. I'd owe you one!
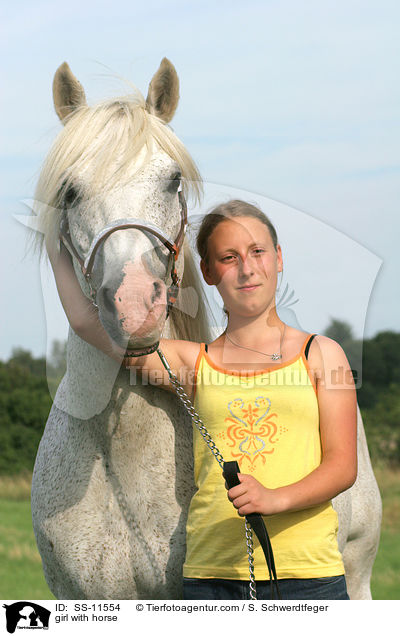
[32,90,202,257]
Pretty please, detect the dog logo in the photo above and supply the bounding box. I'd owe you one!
[2,602,50,633]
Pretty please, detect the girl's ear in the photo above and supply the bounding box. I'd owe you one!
[200,259,214,286]
[276,244,283,272]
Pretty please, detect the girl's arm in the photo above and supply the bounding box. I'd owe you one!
[124,337,201,398]
[47,241,125,363]
[227,335,357,516]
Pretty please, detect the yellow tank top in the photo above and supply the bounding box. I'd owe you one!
[183,334,345,580]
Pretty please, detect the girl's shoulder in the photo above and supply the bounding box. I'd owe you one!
[284,329,347,361]
[160,338,203,373]
[305,333,350,363]
[304,334,354,390]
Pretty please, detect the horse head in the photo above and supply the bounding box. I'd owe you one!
[37,58,201,353]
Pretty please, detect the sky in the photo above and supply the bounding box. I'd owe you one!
[1,0,399,361]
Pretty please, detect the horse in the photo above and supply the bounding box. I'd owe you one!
[30,59,381,600]
[31,58,212,599]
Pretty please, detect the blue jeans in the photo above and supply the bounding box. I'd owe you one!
[183,575,349,600]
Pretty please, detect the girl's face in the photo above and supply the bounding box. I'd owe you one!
[200,216,282,318]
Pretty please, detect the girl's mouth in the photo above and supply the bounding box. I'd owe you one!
[238,284,260,291]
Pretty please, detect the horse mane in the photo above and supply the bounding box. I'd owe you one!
[32,88,202,257]
[169,241,215,343]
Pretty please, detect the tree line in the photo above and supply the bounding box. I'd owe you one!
[324,320,400,468]
[0,322,399,475]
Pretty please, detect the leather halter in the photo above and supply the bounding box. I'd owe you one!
[59,190,187,316]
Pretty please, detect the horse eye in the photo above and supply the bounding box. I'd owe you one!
[167,172,181,194]
[63,185,79,208]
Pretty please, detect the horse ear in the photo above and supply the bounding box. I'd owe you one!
[145,58,179,123]
[53,62,87,123]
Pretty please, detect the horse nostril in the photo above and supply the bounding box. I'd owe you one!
[151,281,162,304]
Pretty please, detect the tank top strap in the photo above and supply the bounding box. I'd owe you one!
[195,343,207,365]
[205,343,208,353]
[303,333,318,360]
[192,343,207,403]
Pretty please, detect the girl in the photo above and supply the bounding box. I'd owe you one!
[49,199,357,601]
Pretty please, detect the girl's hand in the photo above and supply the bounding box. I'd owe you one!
[225,473,286,516]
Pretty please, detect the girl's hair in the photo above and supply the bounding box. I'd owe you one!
[196,199,278,263]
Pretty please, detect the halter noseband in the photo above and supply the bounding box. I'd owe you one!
[59,191,187,355]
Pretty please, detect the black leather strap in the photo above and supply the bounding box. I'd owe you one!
[304,334,317,360]
[223,461,281,599]
[223,461,241,487]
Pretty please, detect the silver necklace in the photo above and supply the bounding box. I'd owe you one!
[224,324,286,361]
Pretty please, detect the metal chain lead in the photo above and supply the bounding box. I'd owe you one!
[157,349,225,469]
[245,519,257,600]
[156,348,257,599]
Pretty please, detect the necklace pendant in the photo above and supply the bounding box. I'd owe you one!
[271,353,282,361]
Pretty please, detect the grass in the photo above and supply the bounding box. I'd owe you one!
[0,469,398,600]
[0,473,32,501]
[0,499,55,599]
[370,467,400,600]
[0,474,55,599]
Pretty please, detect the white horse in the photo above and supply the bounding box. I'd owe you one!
[31,58,212,599]
[31,59,381,600]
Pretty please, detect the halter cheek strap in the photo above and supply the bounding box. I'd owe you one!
[59,192,187,314]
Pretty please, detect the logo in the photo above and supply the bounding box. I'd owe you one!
[224,396,287,470]
[2,602,50,634]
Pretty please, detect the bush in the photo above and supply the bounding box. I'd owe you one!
[362,383,400,467]
[0,359,52,476]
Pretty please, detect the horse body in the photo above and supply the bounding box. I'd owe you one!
[32,329,196,599]
[31,59,381,600]
[334,409,382,600]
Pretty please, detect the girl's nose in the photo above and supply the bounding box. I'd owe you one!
[238,254,254,276]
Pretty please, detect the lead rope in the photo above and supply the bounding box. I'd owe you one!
[156,348,258,600]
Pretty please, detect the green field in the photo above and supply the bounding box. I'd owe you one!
[0,470,398,600]
[0,475,55,599]
[370,467,400,600]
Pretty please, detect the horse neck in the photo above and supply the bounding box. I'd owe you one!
[58,241,212,419]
